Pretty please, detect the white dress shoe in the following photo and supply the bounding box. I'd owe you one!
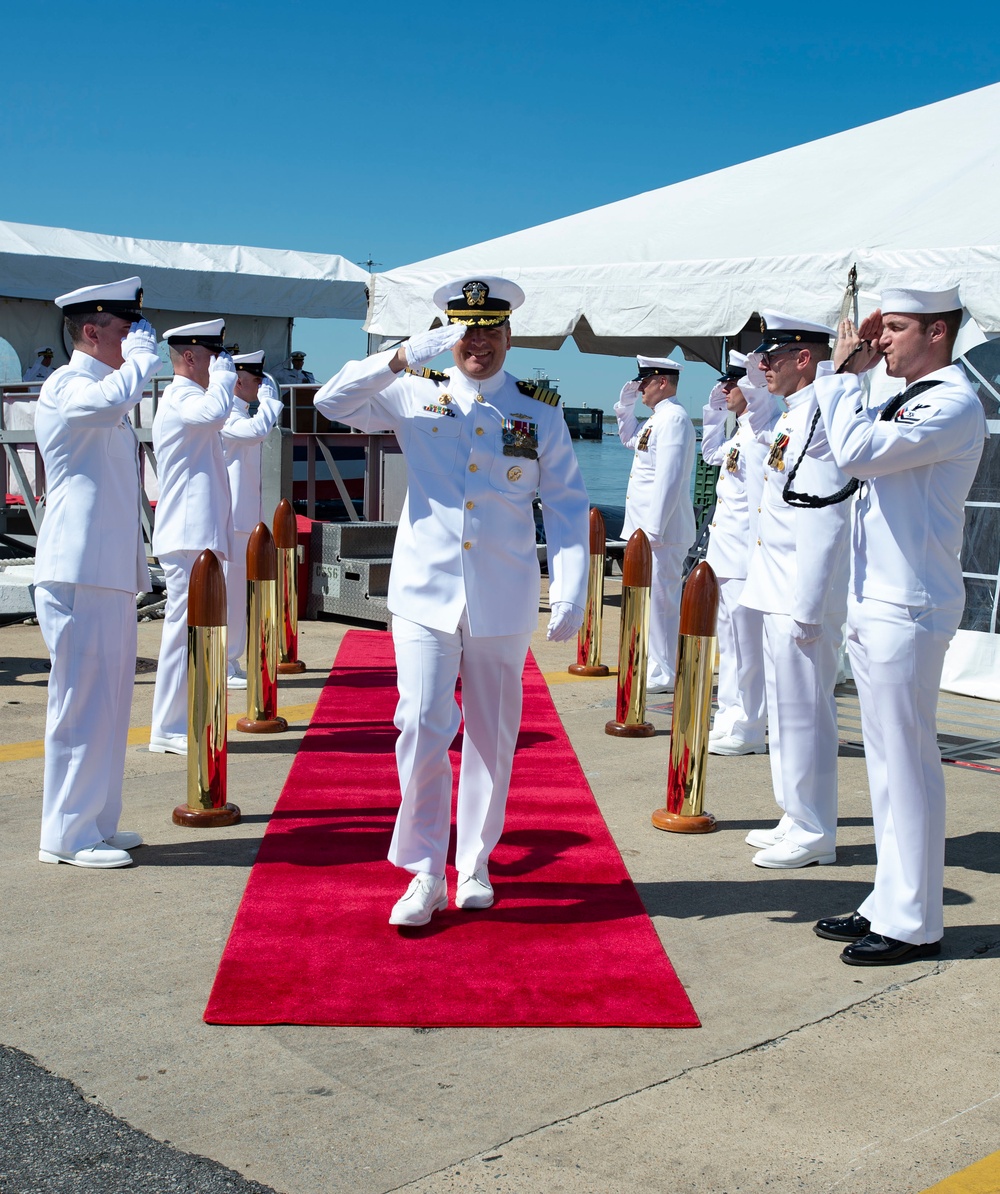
[753,841,836,869]
[709,735,767,756]
[456,865,494,910]
[149,733,188,756]
[389,873,448,927]
[745,825,783,849]
[39,841,133,869]
[709,727,727,740]
[106,831,144,850]
[226,673,248,690]
[646,682,675,694]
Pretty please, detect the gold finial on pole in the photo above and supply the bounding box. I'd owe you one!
[569,507,610,677]
[273,498,306,675]
[237,522,289,734]
[605,529,655,738]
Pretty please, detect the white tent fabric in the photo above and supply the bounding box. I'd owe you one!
[368,83,1000,364]
[1,219,369,374]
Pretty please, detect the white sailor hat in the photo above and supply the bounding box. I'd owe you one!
[36,346,55,356]
[718,349,748,381]
[432,276,525,327]
[55,276,143,321]
[754,310,834,354]
[233,350,266,376]
[880,285,962,315]
[162,318,226,351]
[632,355,684,382]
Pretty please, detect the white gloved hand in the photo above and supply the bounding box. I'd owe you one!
[403,324,466,370]
[257,377,280,405]
[614,380,640,415]
[708,381,728,411]
[122,319,158,359]
[209,350,237,394]
[742,355,768,390]
[791,620,822,646]
[546,601,584,643]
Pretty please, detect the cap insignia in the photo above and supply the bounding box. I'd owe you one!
[464,280,489,307]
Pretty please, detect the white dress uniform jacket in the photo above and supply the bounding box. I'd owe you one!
[314,351,589,635]
[222,386,284,534]
[34,346,161,856]
[740,382,851,854]
[813,360,985,943]
[23,359,54,383]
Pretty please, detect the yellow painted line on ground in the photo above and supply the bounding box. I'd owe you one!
[0,701,320,764]
[922,1150,1000,1193]
[542,668,617,686]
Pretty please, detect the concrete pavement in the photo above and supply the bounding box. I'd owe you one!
[1,581,998,1193]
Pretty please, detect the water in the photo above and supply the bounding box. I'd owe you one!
[572,435,634,510]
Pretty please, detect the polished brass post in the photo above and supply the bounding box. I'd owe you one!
[569,507,610,677]
[273,498,306,675]
[605,529,655,737]
[237,522,289,734]
[174,549,240,828]
[652,561,720,833]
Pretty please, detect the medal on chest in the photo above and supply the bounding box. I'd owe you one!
[725,445,740,473]
[637,425,652,452]
[502,415,539,460]
[767,432,790,471]
[422,402,455,417]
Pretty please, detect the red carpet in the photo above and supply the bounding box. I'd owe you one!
[204,630,699,1028]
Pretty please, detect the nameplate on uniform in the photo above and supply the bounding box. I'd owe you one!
[637,425,652,452]
[502,416,538,459]
[725,445,740,473]
[767,432,789,471]
[422,403,455,417]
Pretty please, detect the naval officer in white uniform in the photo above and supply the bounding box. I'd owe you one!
[272,351,316,386]
[701,350,774,755]
[614,357,695,692]
[35,277,161,868]
[809,286,985,964]
[149,320,236,755]
[740,312,851,868]
[314,277,589,926]
[221,351,285,687]
[23,346,56,383]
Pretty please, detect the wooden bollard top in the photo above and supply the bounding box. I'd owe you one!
[621,528,652,588]
[589,507,606,555]
[188,549,227,627]
[679,560,720,636]
[272,498,298,550]
[246,521,278,582]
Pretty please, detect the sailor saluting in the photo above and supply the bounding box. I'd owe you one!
[314,276,589,926]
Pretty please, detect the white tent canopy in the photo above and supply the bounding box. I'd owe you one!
[1,220,369,373]
[368,82,1000,364]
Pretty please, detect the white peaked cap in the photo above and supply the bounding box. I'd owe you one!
[55,276,142,316]
[637,355,684,371]
[728,349,748,368]
[758,310,835,337]
[162,319,226,344]
[36,346,55,355]
[232,350,265,365]
[880,285,962,315]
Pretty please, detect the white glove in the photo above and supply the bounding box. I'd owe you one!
[742,356,768,390]
[257,377,280,406]
[708,381,728,410]
[403,324,465,370]
[122,319,158,360]
[615,379,640,409]
[209,350,238,393]
[791,620,822,646]
[546,601,584,643]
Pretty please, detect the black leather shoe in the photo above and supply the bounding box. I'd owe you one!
[840,934,942,966]
[813,911,871,942]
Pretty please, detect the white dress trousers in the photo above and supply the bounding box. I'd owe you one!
[150,550,200,739]
[224,532,251,670]
[714,576,766,743]
[36,583,137,855]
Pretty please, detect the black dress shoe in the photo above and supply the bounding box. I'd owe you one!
[840,933,942,966]
[814,911,871,942]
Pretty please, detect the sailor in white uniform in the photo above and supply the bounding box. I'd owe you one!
[34,278,161,868]
[810,286,986,964]
[149,320,236,755]
[740,312,851,868]
[314,276,589,926]
[271,351,316,386]
[221,351,285,687]
[701,350,774,754]
[614,356,695,692]
[23,346,55,383]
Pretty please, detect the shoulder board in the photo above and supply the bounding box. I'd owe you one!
[516,379,561,407]
[405,367,448,383]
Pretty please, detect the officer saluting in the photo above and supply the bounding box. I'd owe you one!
[811,285,986,964]
[35,277,161,867]
[314,277,589,925]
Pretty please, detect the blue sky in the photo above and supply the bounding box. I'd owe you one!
[2,0,997,408]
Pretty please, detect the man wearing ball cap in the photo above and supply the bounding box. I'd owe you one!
[34,277,162,868]
[315,276,589,926]
[148,319,237,755]
[809,285,986,964]
[614,355,695,693]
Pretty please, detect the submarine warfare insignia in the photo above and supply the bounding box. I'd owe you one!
[637,425,652,452]
[507,465,523,482]
[767,432,790,471]
[516,379,560,407]
[726,445,740,473]
[502,416,538,459]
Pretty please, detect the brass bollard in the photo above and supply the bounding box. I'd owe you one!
[174,549,240,828]
[569,507,610,678]
[652,561,720,833]
[605,529,655,738]
[237,522,289,734]
[273,498,306,675]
